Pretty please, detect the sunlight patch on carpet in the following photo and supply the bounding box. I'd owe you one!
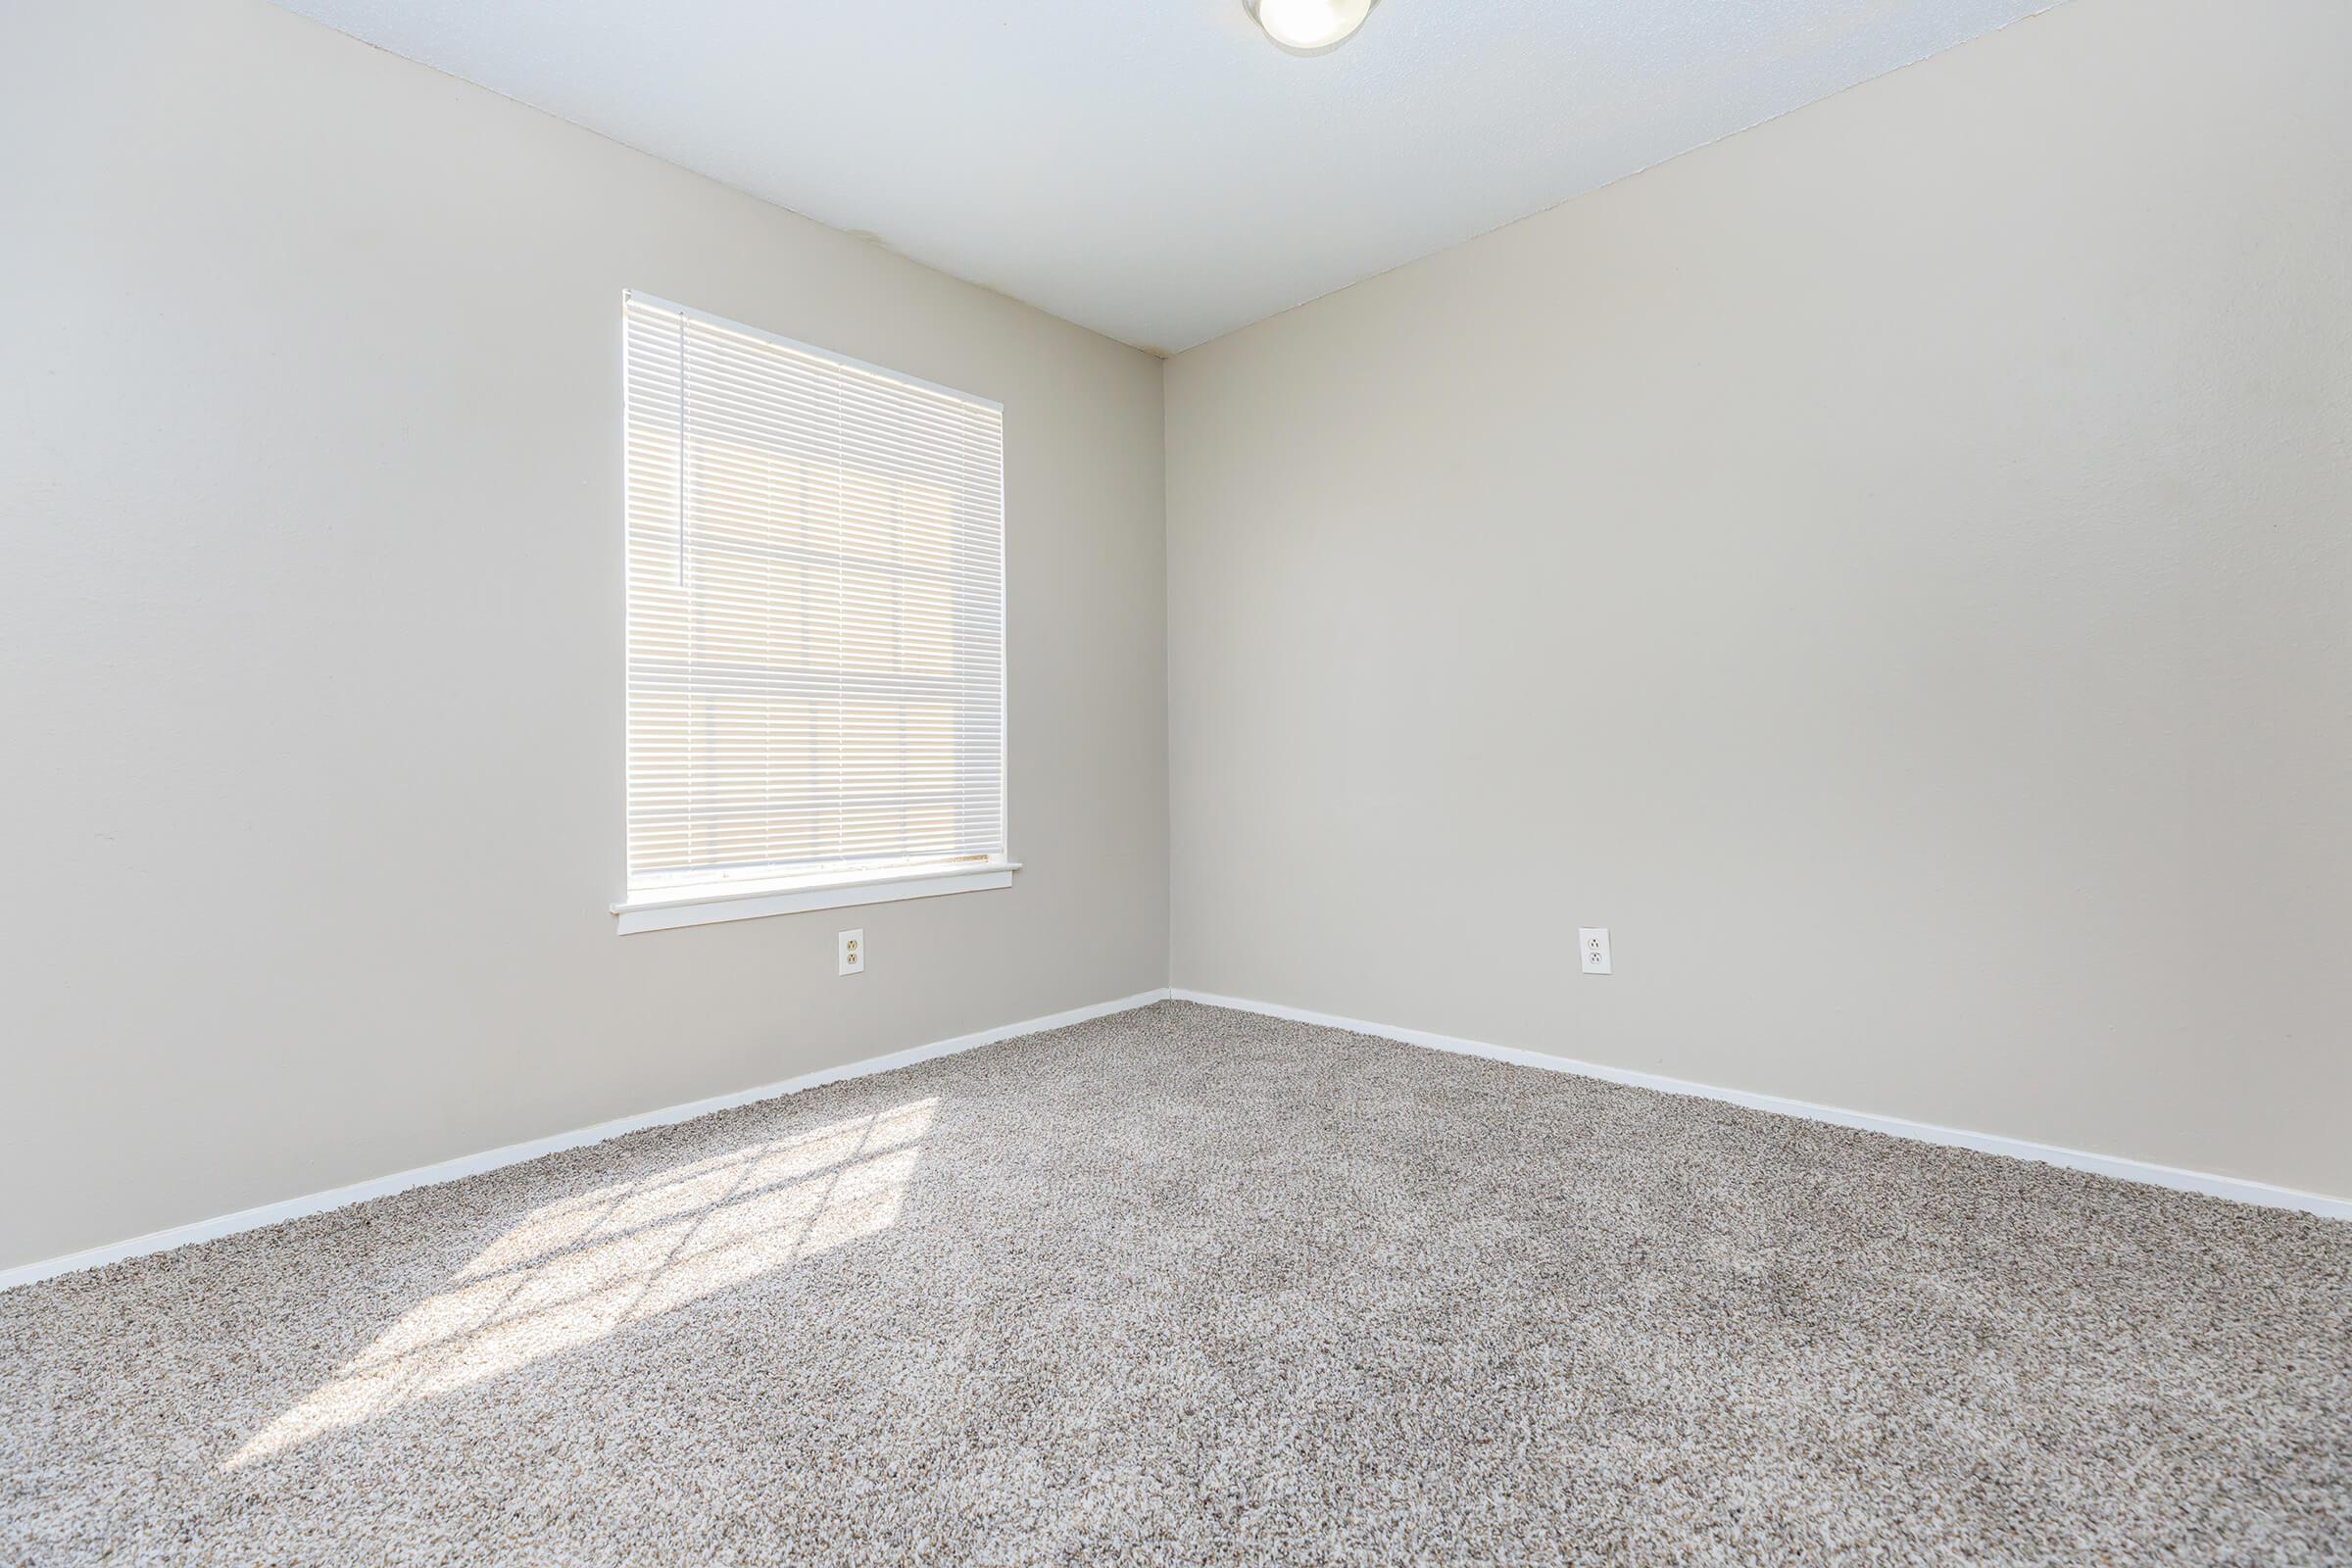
[227,1098,936,1467]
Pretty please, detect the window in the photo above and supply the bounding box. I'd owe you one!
[612,294,1010,934]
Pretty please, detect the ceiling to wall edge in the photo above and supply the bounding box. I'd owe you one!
[282,2,2064,359]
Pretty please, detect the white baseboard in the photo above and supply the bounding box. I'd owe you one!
[1170,989,2352,1223]
[0,988,1173,1294]
[13,981,2336,1293]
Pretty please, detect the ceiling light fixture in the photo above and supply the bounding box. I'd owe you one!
[1246,0,1377,55]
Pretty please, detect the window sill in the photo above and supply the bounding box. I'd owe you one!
[612,860,1018,935]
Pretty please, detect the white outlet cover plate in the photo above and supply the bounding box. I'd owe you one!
[1579,928,1611,975]
[838,928,864,976]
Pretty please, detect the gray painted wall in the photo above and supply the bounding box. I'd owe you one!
[6,0,2346,1277]
[1166,0,2351,1200]
[0,0,1169,1271]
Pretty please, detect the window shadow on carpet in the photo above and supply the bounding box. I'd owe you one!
[225,1097,938,1469]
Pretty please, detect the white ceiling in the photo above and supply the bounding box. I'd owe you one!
[277,0,2057,353]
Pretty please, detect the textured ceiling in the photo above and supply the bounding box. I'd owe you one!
[275,0,2059,353]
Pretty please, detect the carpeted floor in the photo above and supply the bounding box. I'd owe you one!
[2,1002,2347,1566]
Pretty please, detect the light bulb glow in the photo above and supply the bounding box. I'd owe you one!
[1250,0,1375,53]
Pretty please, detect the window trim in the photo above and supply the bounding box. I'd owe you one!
[613,291,1012,935]
[612,858,1020,936]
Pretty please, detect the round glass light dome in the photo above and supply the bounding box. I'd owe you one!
[1247,0,1376,54]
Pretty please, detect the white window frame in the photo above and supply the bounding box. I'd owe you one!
[609,294,1015,935]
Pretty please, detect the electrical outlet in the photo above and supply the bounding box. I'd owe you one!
[838,929,864,976]
[1579,928,1611,975]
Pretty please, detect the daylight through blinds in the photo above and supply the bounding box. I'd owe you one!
[623,294,1005,891]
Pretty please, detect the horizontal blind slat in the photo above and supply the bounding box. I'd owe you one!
[623,295,1005,890]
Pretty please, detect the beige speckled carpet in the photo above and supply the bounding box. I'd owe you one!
[3,1001,2348,1565]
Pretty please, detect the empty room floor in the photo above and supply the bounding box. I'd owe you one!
[4,1001,2347,1566]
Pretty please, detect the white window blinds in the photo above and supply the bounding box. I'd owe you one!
[622,294,1006,899]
